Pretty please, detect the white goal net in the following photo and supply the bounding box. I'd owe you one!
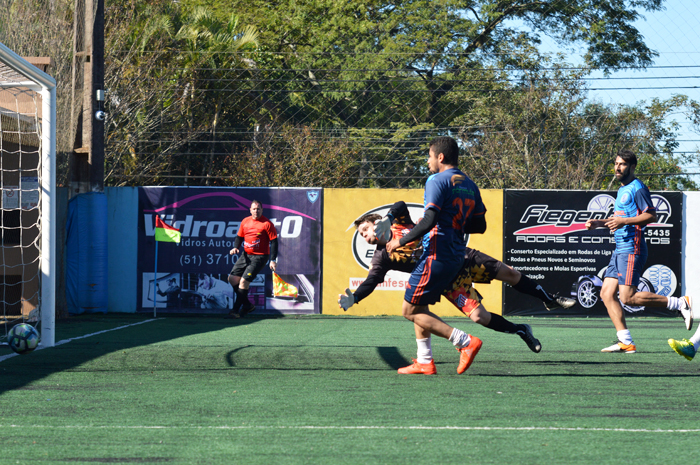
[0,42,56,350]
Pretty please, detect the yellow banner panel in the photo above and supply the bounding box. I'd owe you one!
[322,189,504,316]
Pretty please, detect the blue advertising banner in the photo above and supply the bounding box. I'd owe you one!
[137,187,322,314]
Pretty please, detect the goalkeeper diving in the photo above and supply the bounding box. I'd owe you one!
[339,201,576,352]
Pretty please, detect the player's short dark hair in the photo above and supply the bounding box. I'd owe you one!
[617,149,637,167]
[429,136,459,166]
[354,213,382,229]
[251,199,263,209]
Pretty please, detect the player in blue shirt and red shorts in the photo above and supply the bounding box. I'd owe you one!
[385,136,489,375]
[586,150,693,353]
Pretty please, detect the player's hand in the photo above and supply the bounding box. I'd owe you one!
[373,216,393,243]
[338,289,356,311]
[230,247,239,255]
[604,216,626,231]
[585,219,604,230]
[385,237,400,254]
[269,261,277,272]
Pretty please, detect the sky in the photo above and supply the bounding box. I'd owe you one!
[535,1,700,179]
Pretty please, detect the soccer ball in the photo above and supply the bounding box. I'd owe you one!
[7,323,40,354]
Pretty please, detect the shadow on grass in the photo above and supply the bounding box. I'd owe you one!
[0,313,263,394]
[222,345,410,371]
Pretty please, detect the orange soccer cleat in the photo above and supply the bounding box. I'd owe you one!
[397,359,437,375]
[457,336,482,374]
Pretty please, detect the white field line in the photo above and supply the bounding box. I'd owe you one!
[1,425,699,433]
[1,318,161,362]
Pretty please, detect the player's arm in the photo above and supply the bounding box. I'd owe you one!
[397,209,438,246]
[585,219,608,230]
[338,251,389,310]
[605,188,657,231]
[269,237,278,271]
[604,211,656,231]
[374,201,413,241]
[388,201,412,224]
[229,235,243,255]
[385,208,437,253]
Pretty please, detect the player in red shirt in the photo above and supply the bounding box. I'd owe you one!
[228,200,278,317]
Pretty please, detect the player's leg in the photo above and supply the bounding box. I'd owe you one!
[235,255,268,316]
[470,304,541,353]
[619,275,693,330]
[599,253,636,353]
[403,255,482,373]
[228,256,247,314]
[618,285,667,306]
[402,301,453,338]
[601,277,626,331]
[442,274,541,352]
[496,262,575,310]
[398,324,437,375]
[402,300,481,374]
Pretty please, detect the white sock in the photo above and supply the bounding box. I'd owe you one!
[617,329,633,345]
[689,329,700,350]
[448,328,471,349]
[416,338,432,364]
[667,296,681,311]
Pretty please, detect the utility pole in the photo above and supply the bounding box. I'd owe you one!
[66,0,109,316]
[70,0,105,195]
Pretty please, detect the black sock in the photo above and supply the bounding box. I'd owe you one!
[513,275,554,303]
[231,286,244,311]
[239,288,251,306]
[486,313,521,334]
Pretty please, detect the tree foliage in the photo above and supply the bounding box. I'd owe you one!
[1,0,698,190]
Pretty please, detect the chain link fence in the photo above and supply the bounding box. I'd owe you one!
[100,53,700,191]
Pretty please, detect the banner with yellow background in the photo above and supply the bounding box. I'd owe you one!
[323,189,504,316]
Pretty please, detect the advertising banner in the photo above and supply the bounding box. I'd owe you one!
[503,190,682,316]
[137,187,322,314]
[323,188,504,316]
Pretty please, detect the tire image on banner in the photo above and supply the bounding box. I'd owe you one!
[137,187,322,315]
[503,190,682,317]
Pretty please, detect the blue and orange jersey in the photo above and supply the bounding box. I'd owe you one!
[613,178,655,254]
[422,168,486,259]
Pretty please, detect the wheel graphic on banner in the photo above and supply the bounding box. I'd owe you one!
[587,194,615,212]
[651,195,672,222]
[643,265,676,297]
[576,277,599,308]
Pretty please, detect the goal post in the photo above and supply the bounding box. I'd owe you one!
[0,41,56,348]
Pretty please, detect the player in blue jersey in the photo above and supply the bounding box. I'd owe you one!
[586,150,693,353]
[385,136,487,374]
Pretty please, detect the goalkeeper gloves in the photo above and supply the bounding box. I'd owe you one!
[373,215,393,242]
[338,288,356,311]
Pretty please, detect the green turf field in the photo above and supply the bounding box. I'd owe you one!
[1,314,699,464]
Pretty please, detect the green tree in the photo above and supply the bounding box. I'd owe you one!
[200,0,685,188]
[103,2,259,186]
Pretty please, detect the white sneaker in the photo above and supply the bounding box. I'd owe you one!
[601,340,636,353]
[679,296,693,331]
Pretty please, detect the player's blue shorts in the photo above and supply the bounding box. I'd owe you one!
[405,254,462,306]
[604,251,647,287]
